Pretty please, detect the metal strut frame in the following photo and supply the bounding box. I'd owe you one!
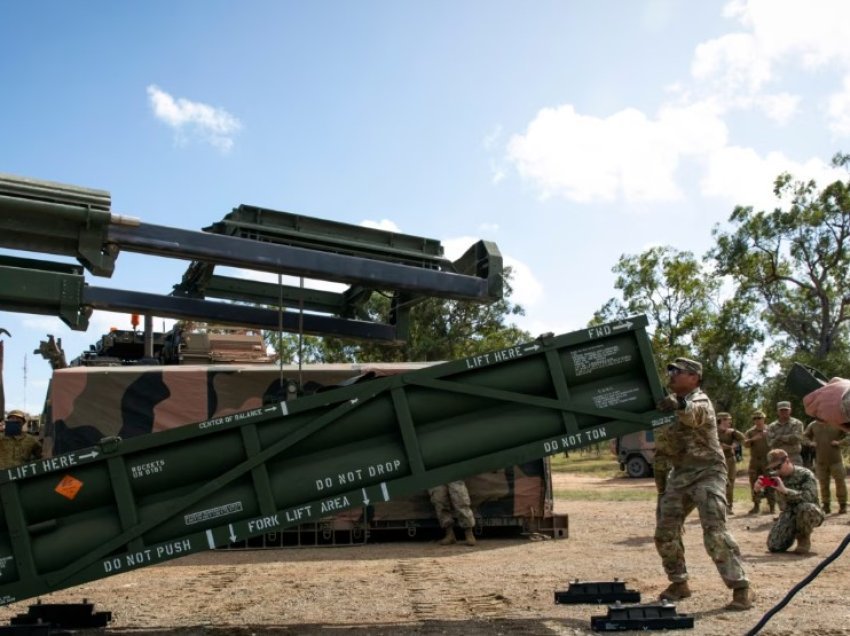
[0,173,503,341]
[0,316,669,604]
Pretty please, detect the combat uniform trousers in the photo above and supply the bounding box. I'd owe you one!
[814,460,847,512]
[654,471,748,590]
[428,481,475,529]
[767,503,825,552]
[654,457,673,519]
[725,456,737,509]
[748,462,776,511]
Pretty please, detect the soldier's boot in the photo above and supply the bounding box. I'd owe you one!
[726,586,755,611]
[463,528,477,546]
[768,502,776,514]
[794,534,812,555]
[822,502,831,514]
[839,503,847,514]
[748,502,760,515]
[727,505,735,515]
[437,527,456,545]
[658,581,691,601]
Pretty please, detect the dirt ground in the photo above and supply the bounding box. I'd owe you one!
[1,472,849,636]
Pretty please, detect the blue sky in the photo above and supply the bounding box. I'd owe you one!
[2,0,850,414]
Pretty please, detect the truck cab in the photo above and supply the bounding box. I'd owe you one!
[614,430,656,478]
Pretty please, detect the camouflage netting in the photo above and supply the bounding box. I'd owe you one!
[46,363,554,526]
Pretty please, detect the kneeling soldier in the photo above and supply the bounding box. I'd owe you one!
[755,449,824,554]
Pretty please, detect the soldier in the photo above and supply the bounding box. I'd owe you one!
[744,410,775,514]
[803,419,847,514]
[0,410,42,469]
[767,401,805,465]
[717,413,745,514]
[654,357,754,611]
[803,377,850,431]
[428,480,477,546]
[754,449,824,554]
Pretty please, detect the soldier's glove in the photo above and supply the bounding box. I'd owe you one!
[657,394,687,412]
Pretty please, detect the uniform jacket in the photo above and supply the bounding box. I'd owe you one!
[804,420,847,465]
[767,417,805,456]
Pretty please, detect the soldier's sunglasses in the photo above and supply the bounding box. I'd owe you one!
[667,367,693,376]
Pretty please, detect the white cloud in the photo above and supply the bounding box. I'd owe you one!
[827,75,850,136]
[700,147,844,210]
[695,1,850,120]
[502,255,543,309]
[147,85,242,153]
[502,1,850,205]
[692,32,771,96]
[506,102,727,203]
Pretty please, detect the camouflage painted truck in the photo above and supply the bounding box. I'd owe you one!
[44,358,564,543]
[0,316,672,605]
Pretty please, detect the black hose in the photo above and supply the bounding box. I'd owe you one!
[745,530,850,635]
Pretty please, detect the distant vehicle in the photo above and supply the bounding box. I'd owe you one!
[613,430,656,478]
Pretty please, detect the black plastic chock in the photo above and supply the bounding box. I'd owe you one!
[590,601,694,631]
[554,579,641,604]
[8,600,111,630]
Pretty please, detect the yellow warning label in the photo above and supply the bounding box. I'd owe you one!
[55,475,83,500]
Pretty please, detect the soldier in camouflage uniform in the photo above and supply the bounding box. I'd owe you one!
[717,413,745,514]
[654,358,754,611]
[0,410,42,469]
[428,480,477,546]
[803,419,847,514]
[803,377,850,431]
[754,449,824,554]
[743,410,775,514]
[767,401,805,465]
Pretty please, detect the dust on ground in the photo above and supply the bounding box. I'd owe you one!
[1,472,848,636]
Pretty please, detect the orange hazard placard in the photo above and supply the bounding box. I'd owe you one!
[55,475,84,500]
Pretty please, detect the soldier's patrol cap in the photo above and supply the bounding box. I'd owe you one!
[5,410,25,421]
[716,412,732,420]
[766,448,789,469]
[776,401,792,410]
[667,357,702,377]
[752,410,766,419]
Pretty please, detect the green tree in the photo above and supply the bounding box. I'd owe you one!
[592,246,762,421]
[711,153,850,410]
[592,246,719,357]
[268,267,530,364]
[712,153,850,365]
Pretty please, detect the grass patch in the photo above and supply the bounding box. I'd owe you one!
[552,483,754,504]
[554,488,656,502]
[549,451,621,478]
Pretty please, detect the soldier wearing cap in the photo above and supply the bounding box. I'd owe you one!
[803,418,847,514]
[754,448,824,554]
[767,401,805,465]
[654,357,754,611]
[717,412,745,514]
[0,410,42,470]
[744,410,775,514]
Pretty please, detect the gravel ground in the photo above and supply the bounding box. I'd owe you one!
[1,473,848,635]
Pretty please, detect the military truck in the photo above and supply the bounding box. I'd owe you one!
[0,174,671,605]
[613,429,656,478]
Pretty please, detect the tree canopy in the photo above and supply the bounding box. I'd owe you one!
[593,153,850,424]
[268,267,530,365]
